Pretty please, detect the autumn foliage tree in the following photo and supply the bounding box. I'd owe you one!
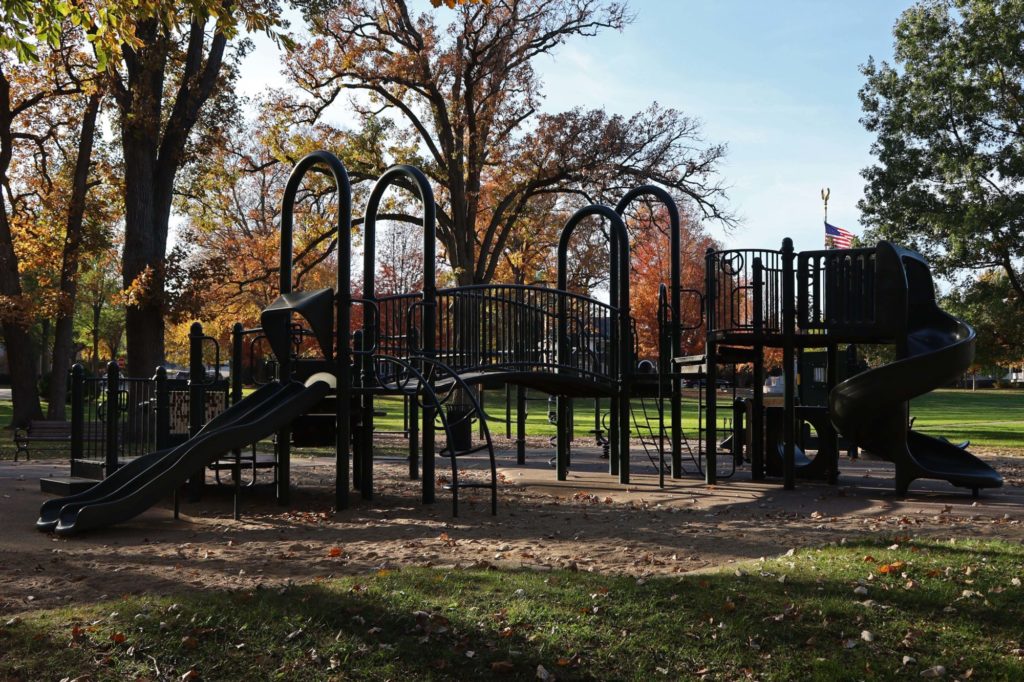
[287,0,731,287]
[629,205,717,359]
[0,27,115,425]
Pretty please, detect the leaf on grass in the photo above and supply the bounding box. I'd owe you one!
[110,632,126,644]
[491,661,515,674]
[328,547,342,558]
[879,561,906,575]
[919,664,946,678]
[536,664,553,681]
[180,635,199,649]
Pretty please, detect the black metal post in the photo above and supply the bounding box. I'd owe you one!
[104,361,119,476]
[70,363,84,462]
[155,366,169,450]
[781,238,797,490]
[231,323,244,406]
[505,383,512,439]
[751,257,765,480]
[187,322,205,501]
[704,248,718,484]
[516,385,526,465]
[826,342,839,484]
[408,328,420,480]
[408,394,419,479]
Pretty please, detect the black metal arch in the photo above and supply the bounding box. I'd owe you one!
[359,164,438,504]
[276,150,353,511]
[361,164,437,355]
[555,204,632,483]
[555,204,631,366]
[615,186,683,478]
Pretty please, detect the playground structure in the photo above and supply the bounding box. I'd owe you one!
[37,150,1002,534]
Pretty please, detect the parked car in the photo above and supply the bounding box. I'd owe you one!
[764,375,784,396]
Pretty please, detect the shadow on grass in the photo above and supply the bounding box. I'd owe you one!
[2,538,1024,681]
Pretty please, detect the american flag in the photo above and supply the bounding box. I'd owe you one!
[825,221,854,249]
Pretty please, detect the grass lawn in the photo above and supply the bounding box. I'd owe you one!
[2,537,1022,680]
[1,386,1022,459]
[911,389,1024,450]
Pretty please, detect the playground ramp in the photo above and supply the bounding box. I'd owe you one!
[37,379,332,535]
[829,249,1002,495]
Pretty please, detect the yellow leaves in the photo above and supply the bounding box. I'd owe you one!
[878,561,906,575]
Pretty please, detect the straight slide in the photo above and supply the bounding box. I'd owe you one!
[38,379,331,535]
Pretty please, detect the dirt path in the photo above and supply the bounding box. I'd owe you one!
[2,448,1023,616]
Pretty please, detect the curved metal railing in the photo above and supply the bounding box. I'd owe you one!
[369,283,622,386]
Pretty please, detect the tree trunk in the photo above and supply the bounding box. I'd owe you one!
[121,132,169,378]
[0,322,42,428]
[0,190,43,427]
[48,93,100,420]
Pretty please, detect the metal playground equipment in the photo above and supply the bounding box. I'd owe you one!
[37,151,1002,534]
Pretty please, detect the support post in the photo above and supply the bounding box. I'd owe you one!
[781,238,797,490]
[70,364,84,462]
[505,383,512,439]
[516,385,526,465]
[187,322,206,501]
[704,248,717,484]
[556,395,569,480]
[155,366,169,450]
[231,323,244,407]
[751,257,765,480]
[826,342,840,484]
[408,395,419,479]
[105,361,119,477]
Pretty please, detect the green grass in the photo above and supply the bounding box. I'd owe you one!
[2,385,1023,459]
[911,389,1024,449]
[367,391,707,440]
[2,537,1023,680]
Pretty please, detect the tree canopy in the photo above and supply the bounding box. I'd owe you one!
[859,0,1024,296]
[287,0,731,285]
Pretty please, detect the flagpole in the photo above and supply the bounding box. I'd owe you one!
[821,187,831,250]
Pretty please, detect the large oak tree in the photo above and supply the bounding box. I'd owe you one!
[287,0,732,286]
[860,0,1024,294]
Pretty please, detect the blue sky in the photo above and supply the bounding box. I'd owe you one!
[238,0,914,252]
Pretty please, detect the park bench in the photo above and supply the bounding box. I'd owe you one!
[13,420,106,462]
